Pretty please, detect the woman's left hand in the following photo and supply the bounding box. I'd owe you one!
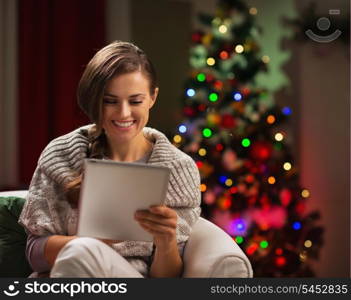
[134,205,177,249]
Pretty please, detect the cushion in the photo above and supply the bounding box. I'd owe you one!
[0,196,32,277]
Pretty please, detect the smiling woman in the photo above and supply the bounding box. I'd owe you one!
[17,41,202,278]
[102,72,158,161]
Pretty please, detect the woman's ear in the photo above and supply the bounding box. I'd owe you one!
[149,87,159,109]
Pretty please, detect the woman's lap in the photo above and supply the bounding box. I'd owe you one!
[50,237,148,278]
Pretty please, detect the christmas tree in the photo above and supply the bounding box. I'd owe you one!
[172,0,324,277]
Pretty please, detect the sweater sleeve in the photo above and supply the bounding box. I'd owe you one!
[25,231,51,273]
[18,126,88,237]
[165,156,202,244]
[18,163,70,236]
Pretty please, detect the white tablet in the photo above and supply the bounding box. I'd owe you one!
[77,158,171,242]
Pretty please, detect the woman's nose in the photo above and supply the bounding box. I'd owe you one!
[118,103,131,118]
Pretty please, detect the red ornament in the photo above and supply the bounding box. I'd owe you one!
[219,50,229,59]
[183,106,195,117]
[250,141,273,161]
[216,143,224,151]
[241,87,251,96]
[245,174,255,183]
[220,114,236,129]
[198,104,206,111]
[214,80,223,90]
[222,197,232,209]
[275,248,283,255]
[191,32,202,43]
[275,256,286,267]
[230,186,238,194]
[280,188,292,206]
[195,161,203,168]
[206,74,214,82]
[246,243,259,256]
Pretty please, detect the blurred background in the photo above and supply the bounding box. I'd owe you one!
[0,0,349,277]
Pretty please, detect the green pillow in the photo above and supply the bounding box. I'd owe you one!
[0,196,32,277]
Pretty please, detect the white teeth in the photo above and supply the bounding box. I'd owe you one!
[113,121,134,128]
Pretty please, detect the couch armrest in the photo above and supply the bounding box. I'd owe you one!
[0,190,28,198]
[182,217,253,278]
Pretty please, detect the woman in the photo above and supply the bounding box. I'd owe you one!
[18,41,201,278]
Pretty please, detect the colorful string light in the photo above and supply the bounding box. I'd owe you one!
[198,148,207,156]
[242,138,251,147]
[275,133,284,141]
[197,73,206,82]
[219,175,228,184]
[173,135,182,143]
[275,256,286,267]
[178,124,187,133]
[249,7,258,15]
[301,189,310,198]
[235,44,244,53]
[186,88,195,97]
[209,92,218,102]
[233,92,243,101]
[293,221,302,230]
[235,236,244,244]
[268,176,276,184]
[225,178,233,187]
[202,128,212,138]
[283,162,292,171]
[219,51,229,59]
[282,106,292,115]
[207,57,215,66]
[262,55,270,63]
[267,115,275,124]
[247,243,259,255]
[304,240,312,248]
[260,240,269,249]
[219,25,227,33]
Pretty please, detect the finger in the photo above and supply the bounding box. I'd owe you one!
[135,210,177,226]
[149,205,177,218]
[139,221,165,236]
[139,219,176,235]
[136,216,177,229]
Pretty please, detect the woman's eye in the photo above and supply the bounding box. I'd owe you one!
[103,99,143,105]
[103,99,116,104]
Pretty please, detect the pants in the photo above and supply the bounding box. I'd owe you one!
[50,237,148,278]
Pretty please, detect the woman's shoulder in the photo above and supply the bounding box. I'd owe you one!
[38,124,93,167]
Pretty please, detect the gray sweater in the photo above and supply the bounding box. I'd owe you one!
[18,124,201,261]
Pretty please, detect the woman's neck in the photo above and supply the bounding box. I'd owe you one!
[106,133,153,162]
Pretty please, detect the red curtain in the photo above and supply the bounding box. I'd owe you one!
[18,0,106,185]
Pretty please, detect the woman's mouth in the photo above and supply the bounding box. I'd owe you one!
[112,120,136,129]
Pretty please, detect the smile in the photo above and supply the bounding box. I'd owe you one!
[112,120,136,128]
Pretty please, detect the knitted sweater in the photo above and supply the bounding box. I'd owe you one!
[18,124,201,258]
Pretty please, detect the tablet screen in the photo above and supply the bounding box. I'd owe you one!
[77,159,171,242]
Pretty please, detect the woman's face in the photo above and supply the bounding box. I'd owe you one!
[102,71,158,144]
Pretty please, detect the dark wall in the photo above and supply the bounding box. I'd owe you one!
[131,0,192,136]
